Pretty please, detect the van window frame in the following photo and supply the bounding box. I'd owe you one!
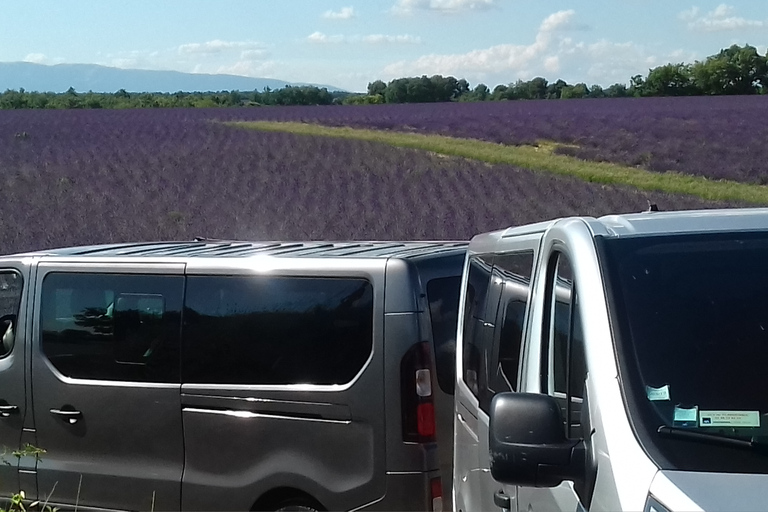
[540,251,586,439]
[0,270,23,359]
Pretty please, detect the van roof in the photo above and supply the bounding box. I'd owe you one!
[485,208,768,241]
[594,207,768,237]
[9,240,468,260]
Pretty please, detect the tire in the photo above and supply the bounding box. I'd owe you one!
[275,505,318,512]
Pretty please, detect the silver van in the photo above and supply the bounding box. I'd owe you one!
[454,208,768,512]
[0,239,466,512]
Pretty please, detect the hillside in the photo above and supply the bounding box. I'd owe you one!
[0,62,344,93]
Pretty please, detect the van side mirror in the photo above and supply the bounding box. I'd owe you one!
[489,392,585,487]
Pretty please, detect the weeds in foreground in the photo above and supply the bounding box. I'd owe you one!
[0,444,57,512]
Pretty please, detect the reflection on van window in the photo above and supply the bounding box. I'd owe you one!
[602,232,768,473]
[428,276,461,394]
[462,255,493,398]
[40,273,183,382]
[492,251,534,395]
[0,271,22,357]
[183,276,373,385]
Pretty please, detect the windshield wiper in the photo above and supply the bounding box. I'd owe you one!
[657,425,768,455]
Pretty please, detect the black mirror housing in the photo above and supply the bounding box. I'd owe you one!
[489,392,585,487]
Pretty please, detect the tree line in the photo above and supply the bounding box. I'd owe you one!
[0,85,350,110]
[1,43,766,110]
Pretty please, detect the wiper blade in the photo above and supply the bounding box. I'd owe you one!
[657,425,768,455]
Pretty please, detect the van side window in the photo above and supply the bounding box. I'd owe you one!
[542,253,586,439]
[182,276,373,385]
[40,273,183,382]
[427,276,462,395]
[0,271,22,357]
[490,251,534,397]
[462,255,494,398]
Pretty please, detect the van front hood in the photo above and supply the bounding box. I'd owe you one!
[649,470,768,512]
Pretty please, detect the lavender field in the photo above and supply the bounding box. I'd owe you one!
[0,100,757,254]
[212,95,768,184]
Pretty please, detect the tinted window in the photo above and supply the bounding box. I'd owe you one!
[492,251,535,394]
[40,273,183,382]
[462,255,494,398]
[601,232,768,473]
[542,254,585,438]
[183,276,373,385]
[0,271,22,357]
[427,276,461,395]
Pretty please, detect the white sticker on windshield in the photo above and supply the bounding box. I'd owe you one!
[646,385,670,401]
[699,411,761,428]
[673,405,698,425]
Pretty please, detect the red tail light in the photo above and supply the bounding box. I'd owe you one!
[417,403,435,438]
[430,477,443,512]
[401,341,436,443]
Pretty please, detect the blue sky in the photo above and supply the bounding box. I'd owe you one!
[1,0,766,92]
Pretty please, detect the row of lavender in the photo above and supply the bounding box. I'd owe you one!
[201,95,765,185]
[0,104,751,254]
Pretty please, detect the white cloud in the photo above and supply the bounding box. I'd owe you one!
[543,56,560,74]
[679,4,764,32]
[215,60,278,78]
[23,53,48,64]
[307,32,421,44]
[392,0,497,15]
[178,40,267,55]
[323,7,356,19]
[307,32,346,44]
[383,10,575,77]
[111,57,140,68]
[363,34,421,44]
[240,49,269,60]
[381,10,683,87]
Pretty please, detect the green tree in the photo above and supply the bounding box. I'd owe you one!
[644,63,696,96]
[604,83,629,98]
[560,83,589,99]
[692,44,768,95]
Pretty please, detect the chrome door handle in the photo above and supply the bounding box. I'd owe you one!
[0,404,18,417]
[50,408,82,424]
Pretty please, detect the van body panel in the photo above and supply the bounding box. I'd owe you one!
[179,264,387,511]
[412,253,466,509]
[31,262,186,511]
[0,260,31,498]
[650,471,768,512]
[356,470,441,511]
[381,312,437,472]
[382,259,420,314]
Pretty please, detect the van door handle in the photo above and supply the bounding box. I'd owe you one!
[0,404,18,417]
[494,490,511,511]
[50,408,82,424]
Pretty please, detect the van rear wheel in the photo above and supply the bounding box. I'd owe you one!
[275,504,318,512]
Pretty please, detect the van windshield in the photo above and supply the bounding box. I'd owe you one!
[600,231,768,473]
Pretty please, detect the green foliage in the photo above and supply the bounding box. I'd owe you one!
[643,63,698,96]
[0,445,57,512]
[0,85,350,110]
[692,44,768,95]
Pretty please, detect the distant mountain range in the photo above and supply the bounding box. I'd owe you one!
[0,62,344,93]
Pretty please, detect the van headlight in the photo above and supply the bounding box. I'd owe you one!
[644,495,672,512]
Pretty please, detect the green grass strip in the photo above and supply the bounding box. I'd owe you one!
[228,120,768,205]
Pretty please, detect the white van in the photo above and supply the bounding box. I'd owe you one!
[454,208,768,512]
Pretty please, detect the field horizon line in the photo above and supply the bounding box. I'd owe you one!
[226,120,768,206]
